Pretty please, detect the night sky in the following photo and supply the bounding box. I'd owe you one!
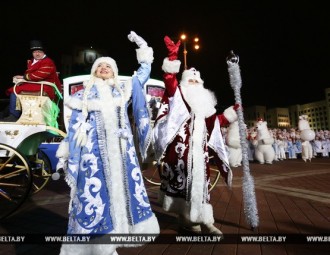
[1,0,329,108]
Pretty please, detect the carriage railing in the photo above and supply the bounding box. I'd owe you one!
[12,79,62,128]
[13,78,63,100]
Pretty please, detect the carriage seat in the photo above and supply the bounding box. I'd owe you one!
[14,80,61,128]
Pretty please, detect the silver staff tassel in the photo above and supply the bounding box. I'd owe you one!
[226,50,259,229]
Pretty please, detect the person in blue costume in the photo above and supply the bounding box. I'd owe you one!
[55,31,159,255]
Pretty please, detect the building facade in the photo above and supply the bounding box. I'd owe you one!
[244,88,330,130]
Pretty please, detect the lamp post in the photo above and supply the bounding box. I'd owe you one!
[180,33,200,70]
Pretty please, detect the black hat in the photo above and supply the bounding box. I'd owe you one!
[30,40,44,51]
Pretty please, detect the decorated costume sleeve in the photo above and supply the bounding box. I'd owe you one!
[161,36,181,97]
[128,31,153,160]
[128,31,154,87]
[24,58,56,81]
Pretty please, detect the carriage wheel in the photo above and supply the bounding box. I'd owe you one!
[0,143,32,220]
[209,167,221,192]
[30,149,52,194]
[143,164,221,191]
[29,126,67,194]
[142,161,161,186]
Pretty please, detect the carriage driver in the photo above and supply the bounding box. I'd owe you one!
[0,40,62,122]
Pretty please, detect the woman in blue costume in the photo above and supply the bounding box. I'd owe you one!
[55,31,159,255]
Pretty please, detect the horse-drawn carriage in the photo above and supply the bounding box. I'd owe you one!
[0,75,166,220]
[0,80,65,219]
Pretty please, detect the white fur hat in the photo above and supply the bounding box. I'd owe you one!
[76,57,120,148]
[181,67,203,83]
[91,57,118,78]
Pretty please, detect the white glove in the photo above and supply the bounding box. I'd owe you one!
[128,31,148,48]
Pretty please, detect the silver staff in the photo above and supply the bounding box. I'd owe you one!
[226,50,259,229]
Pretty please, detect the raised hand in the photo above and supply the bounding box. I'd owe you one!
[128,31,148,48]
[234,103,242,111]
[164,36,181,60]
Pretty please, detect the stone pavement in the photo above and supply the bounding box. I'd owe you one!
[0,158,329,255]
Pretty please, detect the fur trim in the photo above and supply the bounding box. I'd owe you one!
[91,57,118,78]
[56,140,69,158]
[129,213,160,234]
[96,82,129,233]
[123,79,133,102]
[136,46,154,64]
[181,68,203,83]
[223,106,238,123]
[190,115,208,222]
[141,124,152,162]
[65,96,103,111]
[65,82,132,112]
[158,191,214,225]
[59,213,159,255]
[162,57,181,73]
[60,244,117,255]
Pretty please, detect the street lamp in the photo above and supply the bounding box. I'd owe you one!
[180,33,200,70]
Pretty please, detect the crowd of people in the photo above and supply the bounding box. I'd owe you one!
[221,126,330,164]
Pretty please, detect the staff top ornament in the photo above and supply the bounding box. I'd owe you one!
[226,50,239,64]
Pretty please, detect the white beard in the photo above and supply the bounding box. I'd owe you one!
[180,81,217,118]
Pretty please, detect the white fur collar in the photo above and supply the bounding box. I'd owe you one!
[65,79,132,111]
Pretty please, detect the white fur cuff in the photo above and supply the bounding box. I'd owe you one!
[224,106,238,123]
[136,47,154,64]
[56,140,69,159]
[162,57,181,73]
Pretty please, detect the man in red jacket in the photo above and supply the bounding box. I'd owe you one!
[1,40,62,121]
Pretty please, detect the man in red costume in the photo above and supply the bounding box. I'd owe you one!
[1,40,62,121]
[153,36,239,236]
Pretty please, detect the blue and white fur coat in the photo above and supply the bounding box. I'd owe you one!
[56,47,159,255]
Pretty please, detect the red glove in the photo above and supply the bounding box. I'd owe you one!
[164,36,181,61]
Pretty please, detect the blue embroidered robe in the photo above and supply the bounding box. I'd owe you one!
[57,62,159,249]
